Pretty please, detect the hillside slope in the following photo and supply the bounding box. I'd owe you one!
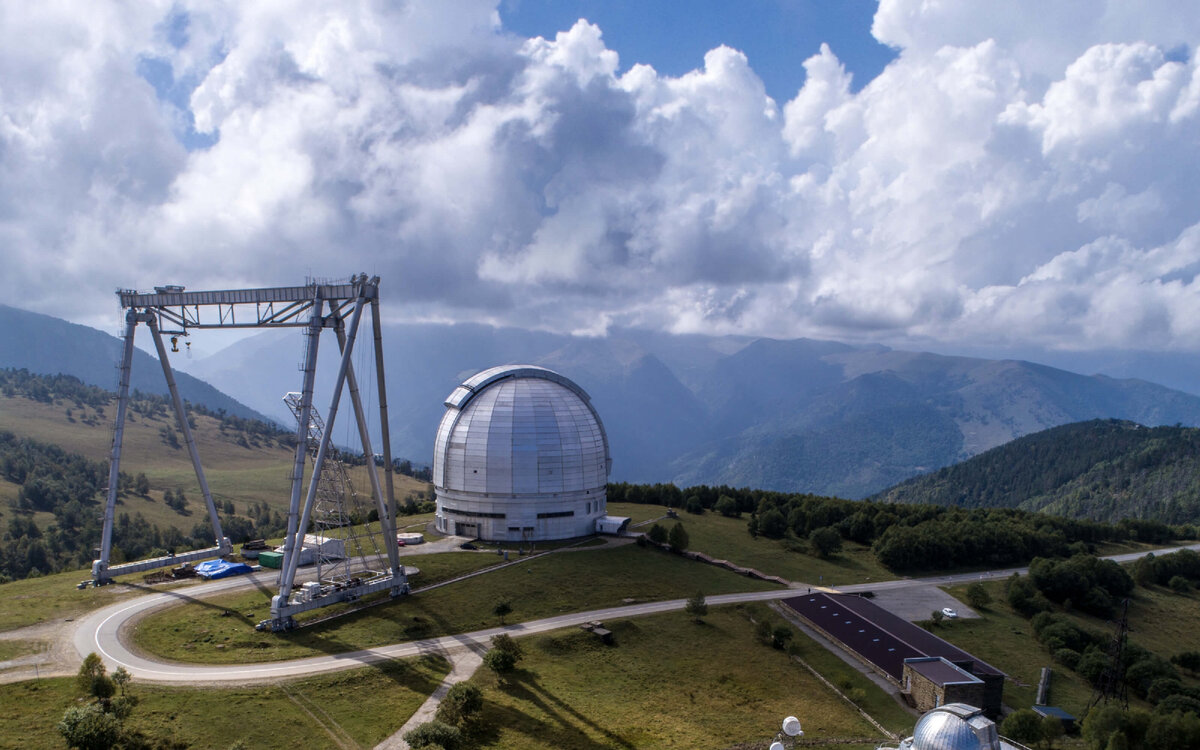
[0,304,270,422]
[877,419,1200,524]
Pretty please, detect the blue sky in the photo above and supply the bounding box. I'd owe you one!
[500,0,896,101]
[1,0,1199,370]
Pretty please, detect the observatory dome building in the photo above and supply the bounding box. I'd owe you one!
[882,703,1017,750]
[432,365,612,542]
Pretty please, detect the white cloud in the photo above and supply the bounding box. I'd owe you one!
[0,0,1198,354]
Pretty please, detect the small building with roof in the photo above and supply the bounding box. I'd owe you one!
[902,657,986,713]
[432,365,616,542]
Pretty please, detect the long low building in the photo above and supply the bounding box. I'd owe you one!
[782,592,1005,717]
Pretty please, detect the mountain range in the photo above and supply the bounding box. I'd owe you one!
[5,304,1200,499]
[177,321,1200,498]
[0,304,269,422]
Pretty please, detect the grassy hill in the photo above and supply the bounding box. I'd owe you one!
[0,370,431,579]
[876,419,1200,525]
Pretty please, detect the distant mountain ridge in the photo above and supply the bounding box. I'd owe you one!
[876,419,1200,524]
[178,321,1200,498]
[5,305,1200,498]
[0,304,271,423]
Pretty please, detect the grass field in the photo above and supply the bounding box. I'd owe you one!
[608,502,896,586]
[0,566,211,633]
[0,655,449,750]
[0,394,431,535]
[468,607,892,749]
[132,543,780,664]
[937,577,1200,718]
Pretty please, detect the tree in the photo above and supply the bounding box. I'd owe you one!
[77,653,114,701]
[668,522,689,553]
[685,590,708,621]
[758,508,787,538]
[1170,650,1200,674]
[1000,709,1043,746]
[1168,575,1190,593]
[771,625,793,650]
[808,527,842,558]
[965,582,992,609]
[58,704,122,750]
[134,473,149,497]
[1104,731,1128,750]
[404,720,462,750]
[111,666,131,695]
[435,682,483,727]
[493,599,512,625]
[715,495,739,518]
[491,633,523,661]
[77,653,106,694]
[930,609,944,626]
[1040,714,1064,749]
[647,524,667,545]
[685,495,704,514]
[484,647,517,677]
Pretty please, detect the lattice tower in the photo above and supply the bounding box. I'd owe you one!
[284,392,387,593]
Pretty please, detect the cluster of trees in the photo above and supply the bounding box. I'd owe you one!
[1025,554,1135,617]
[643,521,689,553]
[1133,549,1200,591]
[0,368,109,408]
[59,654,187,750]
[1026,609,1197,708]
[1077,703,1200,749]
[879,419,1200,527]
[1001,550,1200,725]
[403,634,524,750]
[607,481,1190,573]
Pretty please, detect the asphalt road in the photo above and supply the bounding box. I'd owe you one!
[74,542,1200,684]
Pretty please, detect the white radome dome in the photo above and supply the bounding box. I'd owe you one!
[432,365,611,541]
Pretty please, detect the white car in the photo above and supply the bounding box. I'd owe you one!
[941,607,958,619]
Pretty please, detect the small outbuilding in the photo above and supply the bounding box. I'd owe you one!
[903,657,985,713]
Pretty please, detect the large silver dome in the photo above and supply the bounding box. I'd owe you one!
[432,365,611,541]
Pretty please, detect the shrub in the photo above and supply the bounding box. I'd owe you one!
[668,522,689,553]
[435,683,483,727]
[965,582,992,609]
[1000,709,1042,745]
[484,647,517,676]
[1054,648,1082,670]
[647,524,667,545]
[404,721,462,750]
[808,527,842,558]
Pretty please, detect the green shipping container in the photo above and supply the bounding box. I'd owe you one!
[258,550,283,569]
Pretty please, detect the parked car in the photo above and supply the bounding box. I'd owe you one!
[941,607,958,619]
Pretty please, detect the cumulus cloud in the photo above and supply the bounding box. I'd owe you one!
[1,0,1198,354]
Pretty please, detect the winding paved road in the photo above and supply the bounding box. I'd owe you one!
[73,542,1200,684]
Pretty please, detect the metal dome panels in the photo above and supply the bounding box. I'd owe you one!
[434,365,610,497]
[909,704,1000,750]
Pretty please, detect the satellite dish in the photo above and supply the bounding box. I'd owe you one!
[770,743,785,750]
[782,716,803,737]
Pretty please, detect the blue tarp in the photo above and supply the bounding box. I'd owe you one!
[194,560,253,580]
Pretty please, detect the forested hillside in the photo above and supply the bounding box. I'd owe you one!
[608,481,1196,573]
[0,370,432,581]
[876,419,1200,524]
